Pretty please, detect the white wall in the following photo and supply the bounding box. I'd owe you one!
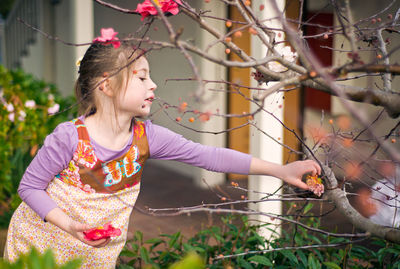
[20,0,47,81]
[20,0,93,96]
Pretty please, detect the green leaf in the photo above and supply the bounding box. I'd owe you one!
[119,250,137,257]
[146,238,164,245]
[226,223,238,233]
[168,232,181,249]
[304,203,314,214]
[308,234,322,245]
[169,252,205,269]
[130,243,139,252]
[384,248,400,255]
[307,253,321,269]
[41,249,56,268]
[237,257,254,269]
[323,261,342,269]
[59,259,82,269]
[297,250,308,267]
[27,248,41,269]
[183,243,195,253]
[248,255,273,266]
[117,265,134,269]
[140,246,151,264]
[281,250,299,265]
[135,231,143,244]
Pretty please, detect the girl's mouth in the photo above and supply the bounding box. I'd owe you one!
[145,97,154,103]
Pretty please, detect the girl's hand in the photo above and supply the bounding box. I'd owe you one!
[249,158,321,190]
[281,160,321,190]
[45,208,111,248]
[67,220,112,248]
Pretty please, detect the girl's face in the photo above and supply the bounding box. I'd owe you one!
[117,57,157,117]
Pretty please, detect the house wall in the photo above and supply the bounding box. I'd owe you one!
[20,0,93,95]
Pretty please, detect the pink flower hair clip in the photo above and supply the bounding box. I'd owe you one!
[92,28,121,49]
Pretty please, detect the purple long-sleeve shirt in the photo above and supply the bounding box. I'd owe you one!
[18,119,252,220]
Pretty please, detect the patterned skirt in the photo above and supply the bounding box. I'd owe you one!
[4,178,140,268]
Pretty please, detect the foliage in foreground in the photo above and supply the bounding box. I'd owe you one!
[0,65,75,228]
[0,248,81,269]
[118,211,400,269]
[0,247,204,269]
[1,213,399,268]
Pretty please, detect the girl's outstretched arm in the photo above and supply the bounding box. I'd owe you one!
[146,121,321,190]
[249,158,321,190]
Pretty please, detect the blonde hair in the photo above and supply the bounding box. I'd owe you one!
[75,42,144,117]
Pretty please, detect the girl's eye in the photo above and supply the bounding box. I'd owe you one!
[140,77,147,81]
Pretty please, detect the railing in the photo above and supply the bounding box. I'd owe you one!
[4,0,40,69]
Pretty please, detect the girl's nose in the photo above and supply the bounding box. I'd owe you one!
[149,79,157,91]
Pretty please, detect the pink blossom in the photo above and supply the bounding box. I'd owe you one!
[161,0,182,15]
[8,112,14,122]
[135,0,182,21]
[48,103,60,115]
[84,222,121,241]
[310,183,324,197]
[25,100,36,108]
[6,103,14,112]
[18,110,26,121]
[306,175,324,197]
[93,28,121,49]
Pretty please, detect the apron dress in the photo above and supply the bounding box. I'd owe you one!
[5,118,149,268]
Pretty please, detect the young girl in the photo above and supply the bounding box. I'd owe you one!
[4,41,321,268]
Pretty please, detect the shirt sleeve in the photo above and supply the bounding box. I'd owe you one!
[17,121,78,220]
[145,121,252,174]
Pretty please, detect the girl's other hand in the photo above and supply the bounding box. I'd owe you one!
[281,160,321,190]
[45,207,111,247]
[68,220,111,248]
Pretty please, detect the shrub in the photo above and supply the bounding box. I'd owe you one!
[118,210,400,268]
[0,65,75,228]
[0,247,81,269]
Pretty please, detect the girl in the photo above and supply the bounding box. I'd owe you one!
[4,40,321,268]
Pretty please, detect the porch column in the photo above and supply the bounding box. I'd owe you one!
[195,0,227,187]
[71,0,93,78]
[249,0,285,239]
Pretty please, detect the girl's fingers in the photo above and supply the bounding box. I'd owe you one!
[91,238,111,248]
[296,180,309,190]
[305,160,321,176]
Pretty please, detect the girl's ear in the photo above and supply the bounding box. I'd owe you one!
[99,79,114,97]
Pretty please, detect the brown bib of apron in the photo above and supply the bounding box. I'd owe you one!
[57,118,149,193]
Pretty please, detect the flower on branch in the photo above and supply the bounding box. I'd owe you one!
[306,175,324,197]
[24,100,36,109]
[47,103,60,115]
[83,222,121,241]
[268,46,298,72]
[135,0,182,21]
[92,28,121,49]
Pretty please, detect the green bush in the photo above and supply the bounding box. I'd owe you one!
[0,247,81,269]
[0,65,75,228]
[118,207,400,268]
